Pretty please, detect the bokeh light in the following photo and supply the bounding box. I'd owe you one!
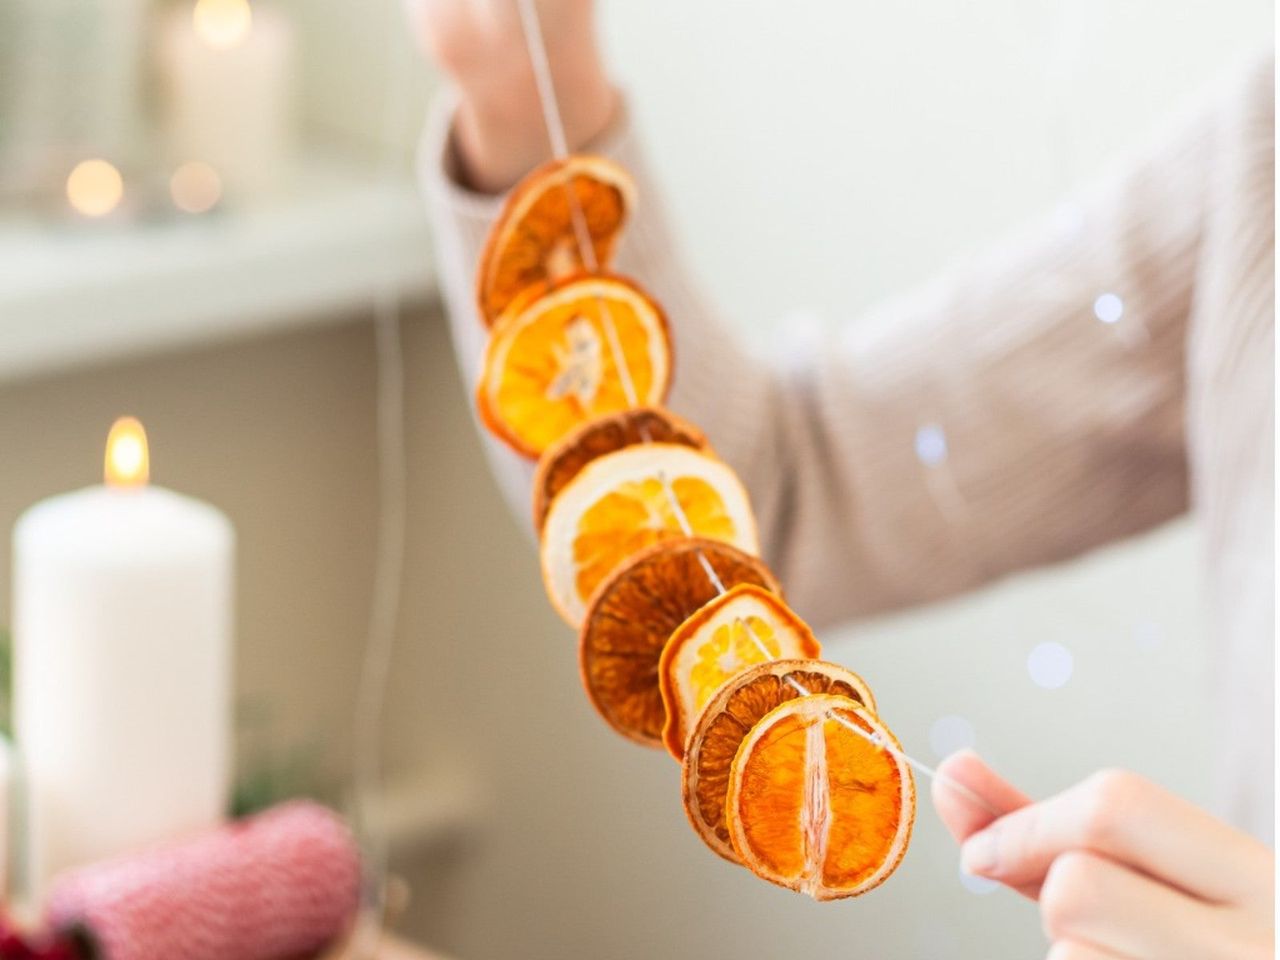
[170,161,223,214]
[959,862,1000,895]
[915,423,948,467]
[1093,292,1124,324]
[928,714,976,759]
[1027,640,1074,689]
[65,159,124,218]
[193,0,253,50]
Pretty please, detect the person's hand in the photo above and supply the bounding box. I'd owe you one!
[403,0,616,192]
[933,751,1273,959]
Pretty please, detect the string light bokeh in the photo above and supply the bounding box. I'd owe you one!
[1026,640,1075,690]
[192,0,253,50]
[169,160,224,214]
[65,159,124,218]
[1093,292,1125,325]
[914,424,949,468]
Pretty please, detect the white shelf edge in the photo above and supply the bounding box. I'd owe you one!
[0,156,437,382]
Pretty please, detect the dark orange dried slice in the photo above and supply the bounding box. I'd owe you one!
[476,156,635,327]
[579,539,781,748]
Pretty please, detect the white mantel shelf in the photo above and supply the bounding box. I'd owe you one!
[0,156,436,382]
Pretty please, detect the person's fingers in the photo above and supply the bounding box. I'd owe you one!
[1045,939,1131,960]
[960,768,1270,903]
[1038,851,1226,960]
[932,750,1032,844]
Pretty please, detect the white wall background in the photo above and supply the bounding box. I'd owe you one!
[605,0,1269,333]
[400,2,1267,958]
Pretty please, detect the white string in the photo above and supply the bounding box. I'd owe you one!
[734,618,1001,818]
[656,469,729,593]
[514,0,643,413]
[512,0,1004,825]
[513,0,600,278]
[349,290,407,960]
[348,6,414,956]
[600,307,641,409]
[514,0,570,163]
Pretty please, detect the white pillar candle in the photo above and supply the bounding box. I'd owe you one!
[156,0,295,205]
[12,418,233,905]
[0,734,12,901]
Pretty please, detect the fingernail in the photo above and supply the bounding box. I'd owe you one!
[960,829,996,876]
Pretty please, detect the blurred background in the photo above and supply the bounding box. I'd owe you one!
[0,0,1269,957]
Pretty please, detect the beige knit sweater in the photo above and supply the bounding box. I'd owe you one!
[421,56,1274,841]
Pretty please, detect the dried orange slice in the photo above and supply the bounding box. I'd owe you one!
[477,274,672,459]
[681,659,876,863]
[579,538,781,748]
[541,444,758,626]
[726,694,914,900]
[658,585,821,760]
[532,407,709,532]
[476,156,635,327]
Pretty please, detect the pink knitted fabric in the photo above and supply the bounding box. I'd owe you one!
[44,801,360,960]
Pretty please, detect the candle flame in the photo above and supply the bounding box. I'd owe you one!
[105,417,150,488]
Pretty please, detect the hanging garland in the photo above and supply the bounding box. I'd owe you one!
[468,146,918,900]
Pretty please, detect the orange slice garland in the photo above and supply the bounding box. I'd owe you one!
[533,407,709,532]
[681,659,876,863]
[658,585,821,760]
[472,154,917,900]
[726,694,915,900]
[579,539,780,747]
[477,273,672,459]
[476,155,635,327]
[540,443,758,627]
